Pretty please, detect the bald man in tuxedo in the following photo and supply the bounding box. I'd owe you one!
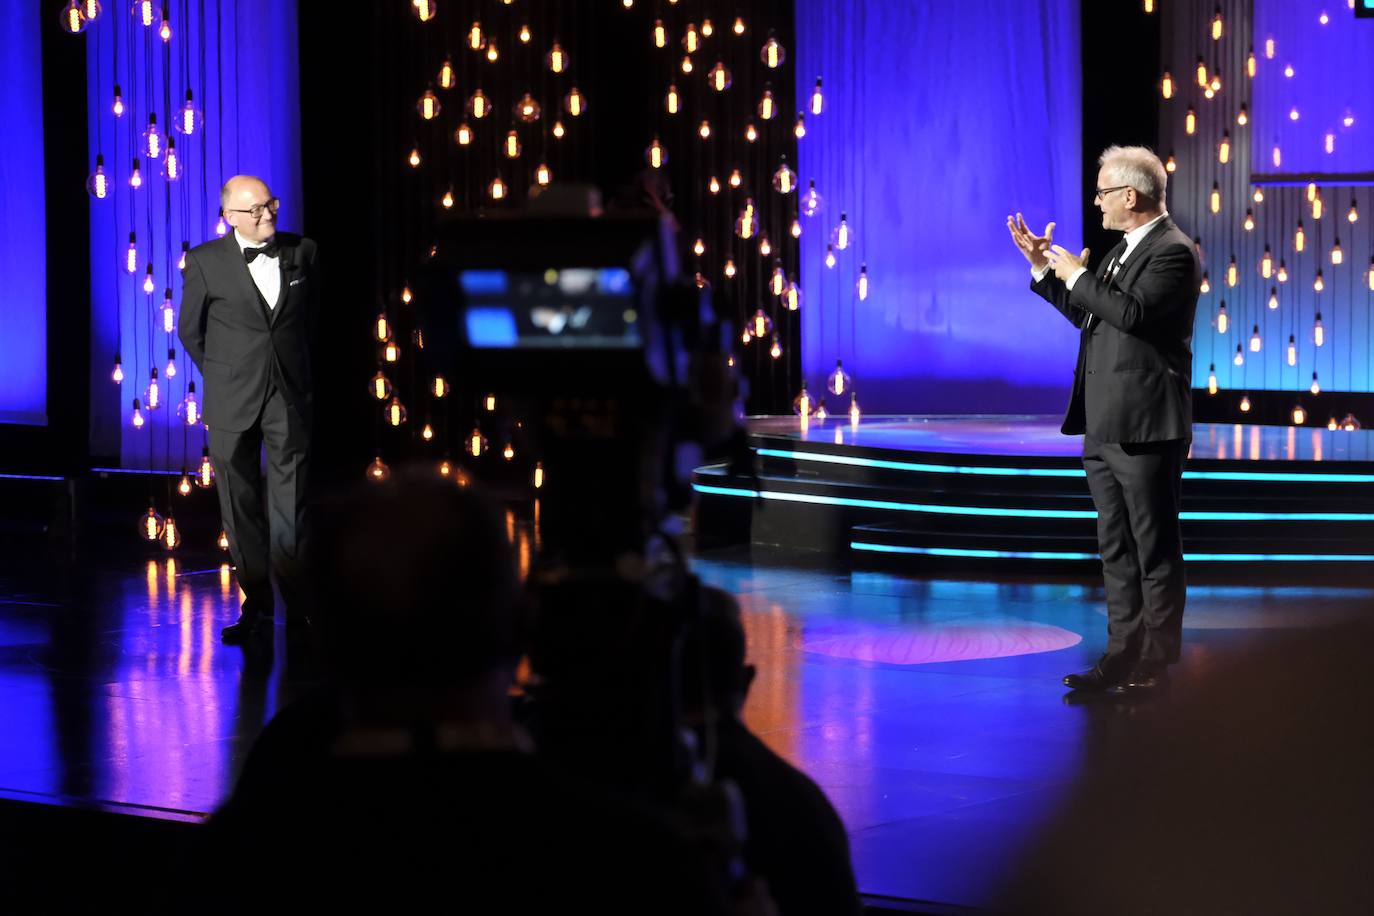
[1008,145,1199,694]
[179,175,320,644]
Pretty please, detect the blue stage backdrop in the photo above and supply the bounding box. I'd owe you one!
[85,1,302,469]
[0,5,48,426]
[794,0,1083,415]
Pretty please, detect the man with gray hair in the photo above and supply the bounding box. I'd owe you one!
[1006,145,1199,693]
[179,176,320,645]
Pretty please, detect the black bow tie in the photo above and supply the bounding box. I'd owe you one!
[244,240,280,263]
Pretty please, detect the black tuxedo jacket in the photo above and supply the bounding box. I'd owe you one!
[178,232,320,432]
[1031,216,1200,443]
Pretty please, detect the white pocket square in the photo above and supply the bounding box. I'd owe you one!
[289,277,305,286]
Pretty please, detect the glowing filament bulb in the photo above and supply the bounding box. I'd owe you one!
[1185,108,1196,135]
[1272,145,1282,168]
[386,397,406,427]
[1331,239,1343,265]
[1226,257,1238,287]
[1196,58,1208,87]
[441,187,455,208]
[418,89,441,120]
[1348,200,1359,223]
[375,313,391,341]
[1293,404,1306,425]
[1211,7,1223,39]
[724,258,736,278]
[1243,209,1254,231]
[770,338,782,360]
[1284,64,1294,78]
[791,216,802,238]
[683,22,699,53]
[178,472,192,497]
[470,89,489,119]
[1311,372,1321,394]
[1166,154,1177,173]
[1246,51,1256,79]
[1200,273,1211,294]
[159,12,171,41]
[565,88,585,117]
[367,456,390,482]
[1278,261,1289,283]
[1268,286,1278,309]
[455,123,472,146]
[1217,302,1229,333]
[1369,258,1374,292]
[470,22,484,50]
[112,86,124,116]
[1265,37,1275,58]
[752,310,771,338]
[772,158,796,193]
[489,174,507,200]
[708,175,720,195]
[1253,186,1264,203]
[469,429,485,456]
[408,146,421,167]
[439,58,455,89]
[515,94,541,123]
[60,1,86,34]
[485,394,496,411]
[693,238,706,258]
[834,213,852,250]
[536,162,552,186]
[1210,182,1221,214]
[1288,335,1297,365]
[165,348,176,379]
[421,423,434,441]
[126,233,138,273]
[783,281,800,311]
[1295,222,1305,252]
[666,84,680,113]
[401,286,413,305]
[112,357,124,384]
[1329,417,1340,431]
[130,158,142,188]
[693,119,710,142]
[794,385,811,417]
[1237,105,1249,126]
[143,264,156,294]
[1161,72,1173,99]
[761,34,785,68]
[505,131,521,159]
[702,19,714,37]
[1240,395,1251,412]
[519,24,530,43]
[729,169,742,189]
[215,211,227,235]
[759,235,772,257]
[769,263,786,296]
[1314,271,1324,293]
[1233,343,1244,366]
[146,369,160,409]
[745,123,758,143]
[810,78,824,115]
[758,89,775,120]
[825,245,836,269]
[1250,325,1262,352]
[413,0,436,21]
[857,264,869,300]
[533,462,544,489]
[1208,364,1218,394]
[1312,196,1323,220]
[1219,132,1230,163]
[166,141,184,183]
[1326,133,1336,155]
[486,41,499,63]
[654,20,666,47]
[1319,10,1329,24]
[184,384,199,426]
[849,393,861,427]
[734,199,756,239]
[131,399,144,429]
[87,155,109,199]
[646,137,666,168]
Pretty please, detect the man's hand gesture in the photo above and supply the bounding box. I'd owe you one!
[1007,213,1055,271]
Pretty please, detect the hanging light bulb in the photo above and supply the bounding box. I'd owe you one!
[131,398,144,429]
[1210,182,1222,214]
[535,162,552,186]
[183,381,199,426]
[652,19,667,48]
[772,157,796,193]
[437,57,456,90]
[741,325,753,345]
[1227,256,1238,287]
[59,1,88,33]
[1207,364,1218,394]
[833,213,852,250]
[1277,260,1288,283]
[1272,144,1281,168]
[1240,394,1252,413]
[792,384,813,417]
[383,339,402,362]
[1287,334,1297,366]
[1196,57,1208,87]
[744,122,758,143]
[681,21,699,53]
[769,337,782,360]
[112,356,124,384]
[158,9,171,41]
[1284,64,1294,78]
[1295,221,1306,252]
[790,215,802,238]
[707,175,720,195]
[825,245,837,269]
[486,40,499,63]
[84,154,110,200]
[176,470,192,497]
[769,262,786,296]
[857,264,869,300]
[734,198,757,239]
[1219,131,1231,163]
[728,168,743,189]
[421,422,435,442]
[519,23,531,43]
[1331,238,1344,265]
[1368,257,1374,292]
[374,312,391,342]
[665,84,680,114]
[723,258,736,279]
[1217,302,1229,333]
[848,392,861,428]
[413,0,436,22]
[215,209,227,235]
[680,54,694,74]
[164,347,177,378]
[759,235,772,257]
[140,505,163,541]
[1311,372,1321,395]
[417,88,441,120]
[1200,272,1211,294]
[1328,416,1340,431]
[758,88,776,120]
[702,18,714,37]
[1233,343,1244,366]
[1292,403,1307,425]
[1160,71,1173,99]
[693,238,707,258]
[794,112,806,139]
[485,394,497,412]
[367,455,391,482]
[552,120,565,140]
[1211,6,1223,39]
[1342,414,1362,432]
[401,285,414,305]
[826,359,852,396]
[783,279,801,311]
[1313,195,1324,220]
[708,60,731,91]
[468,21,484,50]
[1347,199,1359,223]
[801,181,823,217]
[1165,153,1177,173]
[1314,312,1325,346]
[145,368,161,410]
[646,136,667,168]
[125,233,139,274]
[408,145,422,168]
[1314,270,1325,293]
[1268,287,1279,310]
[489,174,507,200]
[468,428,487,457]
[751,309,773,339]
[1261,246,1273,278]
[504,130,522,159]
[1250,325,1262,352]
[1246,50,1256,79]
[469,89,489,119]
[514,93,541,123]
[385,396,407,427]
[454,123,473,146]
[760,33,785,68]
[564,87,586,117]
[218,529,229,551]
[129,157,143,189]
[112,84,125,117]
[143,264,156,295]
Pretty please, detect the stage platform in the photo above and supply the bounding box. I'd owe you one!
[693,416,1374,576]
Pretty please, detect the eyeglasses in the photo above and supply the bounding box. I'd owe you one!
[1094,185,1132,201]
[225,197,280,220]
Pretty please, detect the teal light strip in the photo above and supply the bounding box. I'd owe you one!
[850,542,1374,562]
[754,448,1374,483]
[693,483,1374,522]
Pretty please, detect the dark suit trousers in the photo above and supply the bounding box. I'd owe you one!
[208,378,311,623]
[1082,434,1188,666]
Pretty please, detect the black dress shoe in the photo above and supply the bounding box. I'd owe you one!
[1111,664,1168,694]
[221,617,272,645]
[1062,665,1122,691]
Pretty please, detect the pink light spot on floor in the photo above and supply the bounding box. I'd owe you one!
[798,622,1082,665]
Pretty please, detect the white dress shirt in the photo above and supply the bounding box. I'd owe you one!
[235,229,282,309]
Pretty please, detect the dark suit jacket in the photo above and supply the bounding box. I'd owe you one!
[178,232,320,432]
[1031,216,1199,443]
